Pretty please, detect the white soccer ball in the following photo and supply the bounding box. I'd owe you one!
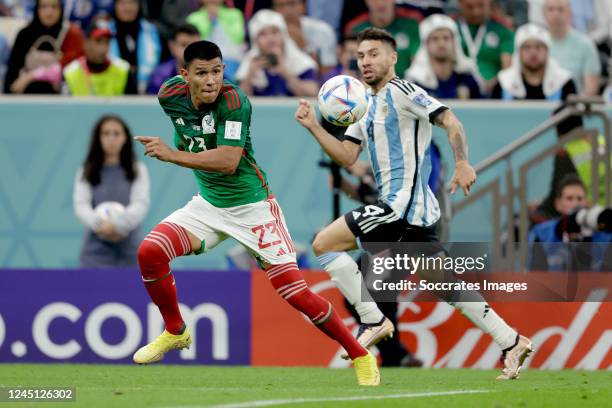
[94,201,125,224]
[318,75,368,127]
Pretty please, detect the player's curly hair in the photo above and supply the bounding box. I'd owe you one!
[82,115,137,186]
[356,27,397,51]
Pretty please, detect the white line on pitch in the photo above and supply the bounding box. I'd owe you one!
[163,389,492,408]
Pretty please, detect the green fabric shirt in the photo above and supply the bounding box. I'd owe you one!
[457,19,514,81]
[159,76,271,207]
[186,7,245,45]
[348,12,421,77]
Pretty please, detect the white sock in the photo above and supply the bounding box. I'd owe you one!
[317,252,384,324]
[451,300,518,350]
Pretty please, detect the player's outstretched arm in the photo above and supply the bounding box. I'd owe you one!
[433,109,477,196]
[294,99,360,168]
[135,136,241,174]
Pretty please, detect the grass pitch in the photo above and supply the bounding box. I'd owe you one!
[0,364,609,407]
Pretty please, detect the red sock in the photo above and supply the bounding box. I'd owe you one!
[138,222,192,335]
[266,263,367,359]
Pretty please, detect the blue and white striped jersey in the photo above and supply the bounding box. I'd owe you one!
[344,77,448,227]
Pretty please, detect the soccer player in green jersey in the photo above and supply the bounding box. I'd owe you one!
[132,41,379,386]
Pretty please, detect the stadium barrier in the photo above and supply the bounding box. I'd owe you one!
[1,268,609,370]
[1,97,611,270]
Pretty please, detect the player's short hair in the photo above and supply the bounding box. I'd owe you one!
[556,174,585,198]
[356,27,397,51]
[173,23,200,40]
[184,40,223,68]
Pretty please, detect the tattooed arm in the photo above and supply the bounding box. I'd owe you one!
[434,109,476,195]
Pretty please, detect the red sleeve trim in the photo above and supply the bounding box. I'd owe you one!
[223,89,241,110]
[159,84,188,98]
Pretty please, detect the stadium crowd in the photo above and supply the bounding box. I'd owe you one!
[0,0,610,99]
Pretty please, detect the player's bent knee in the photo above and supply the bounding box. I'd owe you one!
[137,239,170,277]
[137,239,163,264]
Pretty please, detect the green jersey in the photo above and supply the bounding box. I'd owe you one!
[158,76,271,208]
[457,18,514,81]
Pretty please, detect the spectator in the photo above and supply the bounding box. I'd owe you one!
[108,0,162,94]
[273,0,338,75]
[236,9,318,96]
[63,19,130,96]
[306,0,345,34]
[0,0,35,17]
[571,2,609,71]
[154,0,200,43]
[344,0,423,77]
[492,23,575,101]
[3,0,85,94]
[322,33,360,83]
[455,0,514,84]
[146,24,201,95]
[568,0,611,46]
[526,0,544,25]
[74,115,150,268]
[528,175,585,271]
[542,0,601,96]
[339,0,368,37]
[187,0,245,79]
[406,13,482,98]
[491,0,528,29]
[398,0,447,16]
[528,175,612,271]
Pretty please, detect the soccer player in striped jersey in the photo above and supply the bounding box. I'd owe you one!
[132,40,380,386]
[295,28,532,380]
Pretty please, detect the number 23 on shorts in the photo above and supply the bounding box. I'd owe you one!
[251,222,282,249]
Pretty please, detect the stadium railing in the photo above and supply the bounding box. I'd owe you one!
[452,97,612,271]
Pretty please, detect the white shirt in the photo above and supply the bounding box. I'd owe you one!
[345,77,447,227]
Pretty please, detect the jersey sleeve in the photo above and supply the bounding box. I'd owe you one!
[344,122,365,145]
[157,75,188,118]
[157,76,189,149]
[216,88,251,148]
[395,81,448,123]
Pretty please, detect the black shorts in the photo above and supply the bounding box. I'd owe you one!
[344,201,445,256]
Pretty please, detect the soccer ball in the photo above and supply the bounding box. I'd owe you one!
[318,75,368,127]
[94,201,125,224]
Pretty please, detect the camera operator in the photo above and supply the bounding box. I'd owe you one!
[528,174,612,271]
